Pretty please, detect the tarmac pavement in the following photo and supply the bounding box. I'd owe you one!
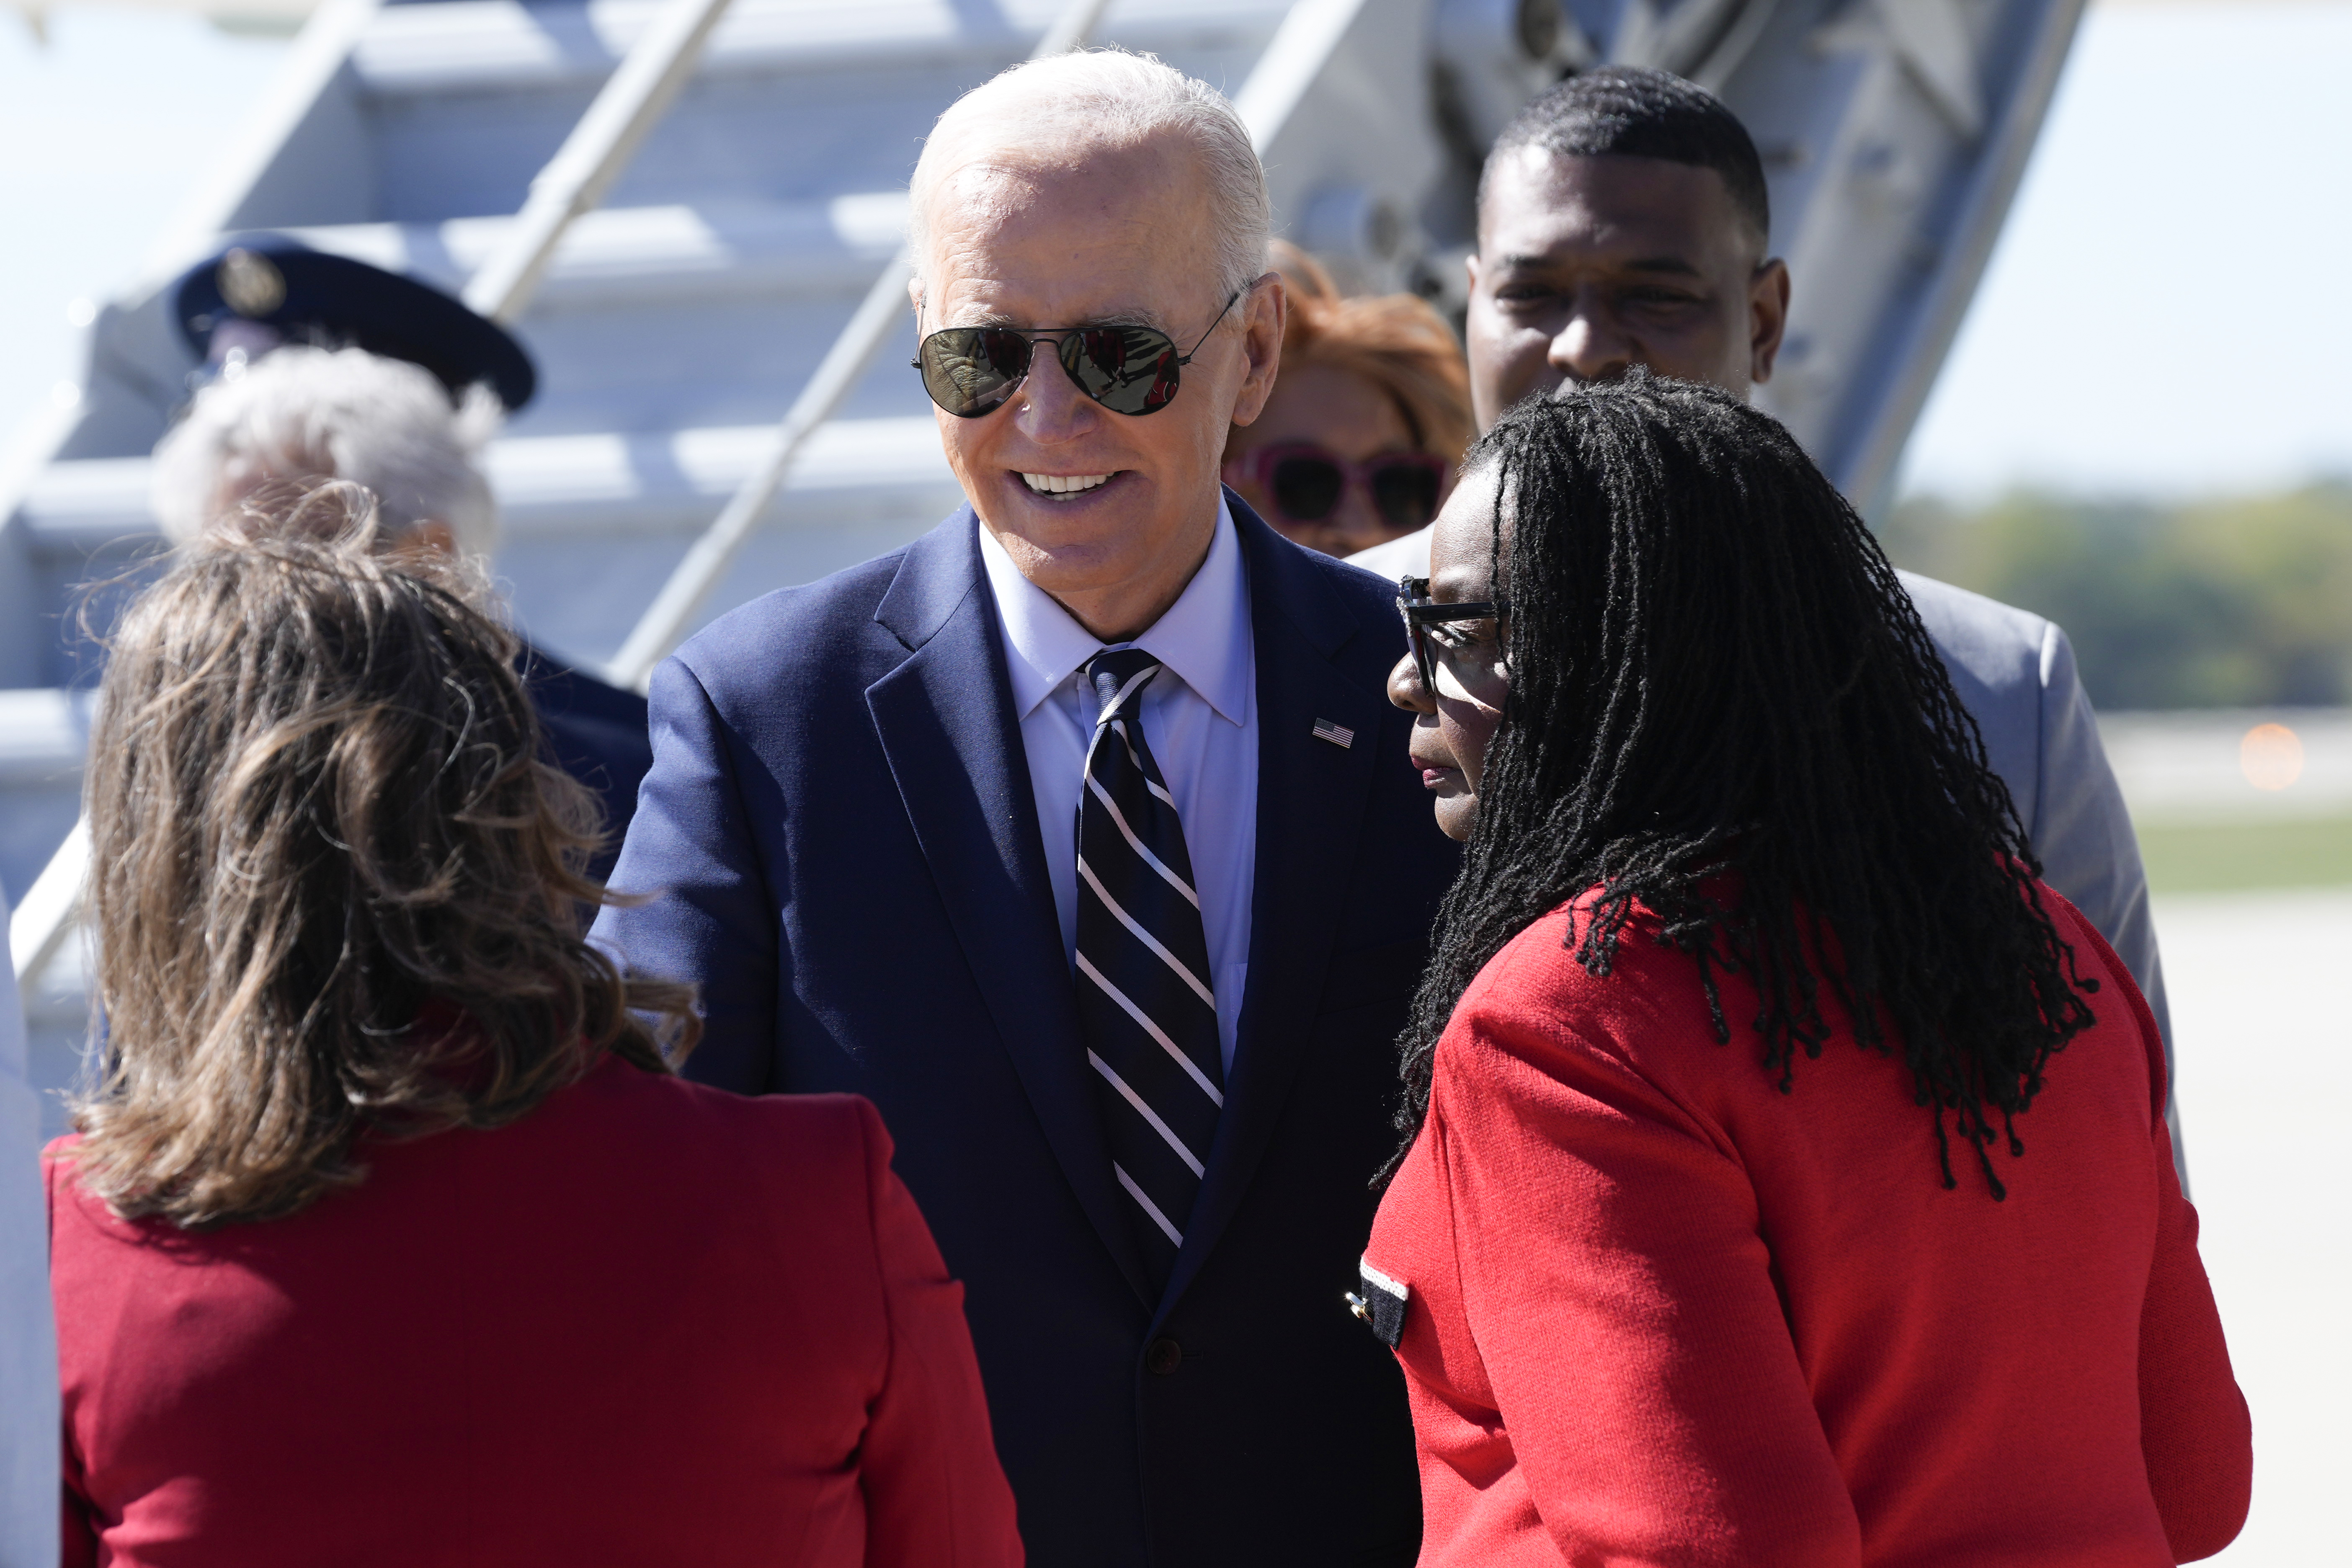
[2156,887,2351,1565]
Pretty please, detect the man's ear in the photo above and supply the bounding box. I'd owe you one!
[1749,257,1791,386]
[1225,273,1288,428]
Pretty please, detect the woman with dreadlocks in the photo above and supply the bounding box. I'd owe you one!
[1360,379,2249,1566]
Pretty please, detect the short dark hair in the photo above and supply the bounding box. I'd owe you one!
[1481,66,1771,246]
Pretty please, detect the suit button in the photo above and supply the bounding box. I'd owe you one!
[1145,1337,1183,1375]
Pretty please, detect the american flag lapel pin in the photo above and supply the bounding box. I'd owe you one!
[1312,718,1354,749]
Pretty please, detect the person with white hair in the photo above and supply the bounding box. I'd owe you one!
[150,262,655,876]
[151,343,504,560]
[593,48,1459,1568]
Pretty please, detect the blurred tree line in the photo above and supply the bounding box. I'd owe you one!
[1876,483,2352,712]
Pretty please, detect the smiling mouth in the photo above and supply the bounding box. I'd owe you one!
[1020,471,1115,498]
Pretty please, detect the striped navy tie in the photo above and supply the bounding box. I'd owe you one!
[1074,647,1223,1289]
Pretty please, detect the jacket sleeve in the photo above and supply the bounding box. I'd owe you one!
[2104,943,2248,1560]
[2137,1135,2252,1562]
[588,654,783,1094]
[2049,900,2249,1559]
[2028,630,2173,1039]
[59,1413,96,1568]
[851,1098,1024,1568]
[1434,970,1860,1567]
[2026,625,2192,1183]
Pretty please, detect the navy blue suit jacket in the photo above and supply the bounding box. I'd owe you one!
[591,496,1459,1567]
[521,641,652,882]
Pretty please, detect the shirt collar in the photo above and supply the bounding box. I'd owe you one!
[977,495,1252,727]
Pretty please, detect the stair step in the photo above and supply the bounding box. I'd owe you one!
[353,0,1287,96]
[349,0,1290,222]
[276,192,910,308]
[15,415,956,548]
[0,690,95,787]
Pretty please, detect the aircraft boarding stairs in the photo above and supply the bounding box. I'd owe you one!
[0,0,2085,1127]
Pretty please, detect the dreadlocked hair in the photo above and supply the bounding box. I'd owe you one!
[1392,376,2099,1198]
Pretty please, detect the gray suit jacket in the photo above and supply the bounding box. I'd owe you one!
[1898,573,2170,1043]
[1897,574,2182,1178]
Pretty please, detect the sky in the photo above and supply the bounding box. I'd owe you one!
[0,5,286,440]
[0,0,2347,502]
[1895,0,2352,501]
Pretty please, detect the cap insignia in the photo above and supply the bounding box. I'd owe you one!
[217,248,286,318]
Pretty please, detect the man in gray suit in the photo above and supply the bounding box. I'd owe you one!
[1353,68,2178,1157]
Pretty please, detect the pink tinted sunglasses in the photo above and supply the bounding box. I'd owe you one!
[1225,443,1449,532]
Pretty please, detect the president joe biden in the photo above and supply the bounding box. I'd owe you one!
[593,47,1460,1568]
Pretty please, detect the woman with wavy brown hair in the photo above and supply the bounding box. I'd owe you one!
[45,486,1022,1568]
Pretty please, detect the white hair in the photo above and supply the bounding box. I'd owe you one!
[908,48,1270,307]
[151,344,503,556]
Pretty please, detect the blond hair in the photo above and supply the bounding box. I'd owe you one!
[70,484,695,1228]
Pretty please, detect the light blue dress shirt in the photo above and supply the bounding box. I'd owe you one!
[979,500,1259,1074]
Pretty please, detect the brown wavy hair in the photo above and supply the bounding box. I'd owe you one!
[68,482,699,1228]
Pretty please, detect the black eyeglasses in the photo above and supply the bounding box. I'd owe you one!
[1398,575,1509,696]
[912,289,1244,419]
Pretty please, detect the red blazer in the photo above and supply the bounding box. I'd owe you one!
[47,1055,1023,1568]
[1367,888,2249,1567]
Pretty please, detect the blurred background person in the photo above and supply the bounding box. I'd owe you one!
[152,245,652,876]
[1370,381,2248,1566]
[1220,242,1473,560]
[1,883,57,1568]
[44,487,1020,1567]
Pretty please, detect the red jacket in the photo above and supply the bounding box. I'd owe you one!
[47,1055,1023,1567]
[1367,888,2249,1567]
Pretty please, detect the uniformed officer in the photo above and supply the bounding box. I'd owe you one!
[155,242,652,875]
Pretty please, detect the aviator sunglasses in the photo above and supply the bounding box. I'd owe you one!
[913,289,1244,419]
[1227,444,1449,534]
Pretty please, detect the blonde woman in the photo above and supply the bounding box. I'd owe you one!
[1221,248,1475,559]
[46,488,1021,1568]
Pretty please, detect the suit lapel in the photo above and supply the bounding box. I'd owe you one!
[1163,496,1387,1312]
[867,509,1154,1307]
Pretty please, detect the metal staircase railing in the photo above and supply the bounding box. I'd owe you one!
[13,0,765,992]
[463,0,743,326]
